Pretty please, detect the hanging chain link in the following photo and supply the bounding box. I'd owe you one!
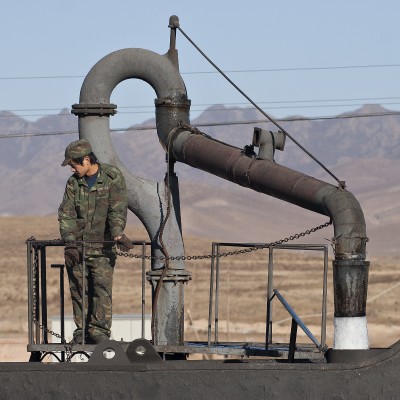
[114,219,332,261]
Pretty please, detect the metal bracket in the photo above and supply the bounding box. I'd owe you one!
[126,339,163,363]
[88,340,131,365]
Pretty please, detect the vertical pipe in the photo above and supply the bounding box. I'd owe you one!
[333,259,369,349]
[73,42,190,347]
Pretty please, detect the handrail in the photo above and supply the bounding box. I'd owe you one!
[27,238,328,361]
[208,242,328,353]
[26,239,150,348]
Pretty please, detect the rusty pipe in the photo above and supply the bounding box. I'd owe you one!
[157,117,370,348]
[167,133,368,258]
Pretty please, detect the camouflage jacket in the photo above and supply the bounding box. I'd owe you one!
[58,163,128,253]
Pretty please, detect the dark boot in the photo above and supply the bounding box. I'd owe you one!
[87,333,110,344]
[69,332,83,345]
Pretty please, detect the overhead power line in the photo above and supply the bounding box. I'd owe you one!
[2,97,400,119]
[182,63,400,74]
[1,63,400,81]
[1,110,399,139]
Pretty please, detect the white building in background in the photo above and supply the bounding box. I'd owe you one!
[50,314,152,362]
[51,314,152,343]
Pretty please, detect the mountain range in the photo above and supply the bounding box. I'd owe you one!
[0,104,398,258]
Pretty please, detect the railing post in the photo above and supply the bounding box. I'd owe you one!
[214,244,221,344]
[51,263,65,361]
[208,243,216,346]
[265,246,274,348]
[141,242,146,339]
[40,246,48,343]
[27,240,33,345]
[321,245,328,348]
[288,318,298,362]
[34,247,40,344]
[81,243,86,344]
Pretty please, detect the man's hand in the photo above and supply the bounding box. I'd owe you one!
[64,244,80,268]
[114,234,134,252]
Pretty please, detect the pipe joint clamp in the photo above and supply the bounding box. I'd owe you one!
[146,269,192,283]
[155,97,191,110]
[71,103,117,116]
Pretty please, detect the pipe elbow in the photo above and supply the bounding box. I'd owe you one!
[79,48,187,104]
[316,185,368,259]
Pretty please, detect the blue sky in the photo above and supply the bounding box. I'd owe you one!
[2,1,400,130]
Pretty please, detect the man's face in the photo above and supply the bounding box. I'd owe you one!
[68,157,90,178]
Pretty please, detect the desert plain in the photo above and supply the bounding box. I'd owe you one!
[0,215,398,362]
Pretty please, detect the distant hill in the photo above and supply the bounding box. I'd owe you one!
[0,105,398,257]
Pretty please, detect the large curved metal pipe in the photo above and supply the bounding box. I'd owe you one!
[169,133,368,258]
[72,46,190,346]
[157,113,370,350]
[74,47,188,265]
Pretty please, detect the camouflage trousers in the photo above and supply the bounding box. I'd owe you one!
[66,252,116,339]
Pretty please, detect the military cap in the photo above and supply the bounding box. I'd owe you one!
[61,139,92,166]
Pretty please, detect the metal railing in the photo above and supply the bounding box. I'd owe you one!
[207,242,329,353]
[26,238,328,361]
[26,238,150,347]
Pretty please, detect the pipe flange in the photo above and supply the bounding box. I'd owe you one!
[71,103,117,116]
[146,269,192,283]
[155,97,191,110]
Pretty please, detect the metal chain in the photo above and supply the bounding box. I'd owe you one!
[28,220,332,261]
[114,219,332,261]
[30,241,74,361]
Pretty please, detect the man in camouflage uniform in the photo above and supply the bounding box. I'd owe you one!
[58,139,133,344]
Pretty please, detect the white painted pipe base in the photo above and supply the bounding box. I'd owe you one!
[333,317,369,349]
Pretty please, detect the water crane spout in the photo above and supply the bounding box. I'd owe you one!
[72,15,369,350]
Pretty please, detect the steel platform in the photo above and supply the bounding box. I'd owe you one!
[28,340,324,361]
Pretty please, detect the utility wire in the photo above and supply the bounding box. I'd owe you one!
[2,96,400,116]
[1,63,400,80]
[1,110,399,139]
[182,63,400,74]
[2,101,400,120]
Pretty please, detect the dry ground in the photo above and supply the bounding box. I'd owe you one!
[0,216,399,361]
